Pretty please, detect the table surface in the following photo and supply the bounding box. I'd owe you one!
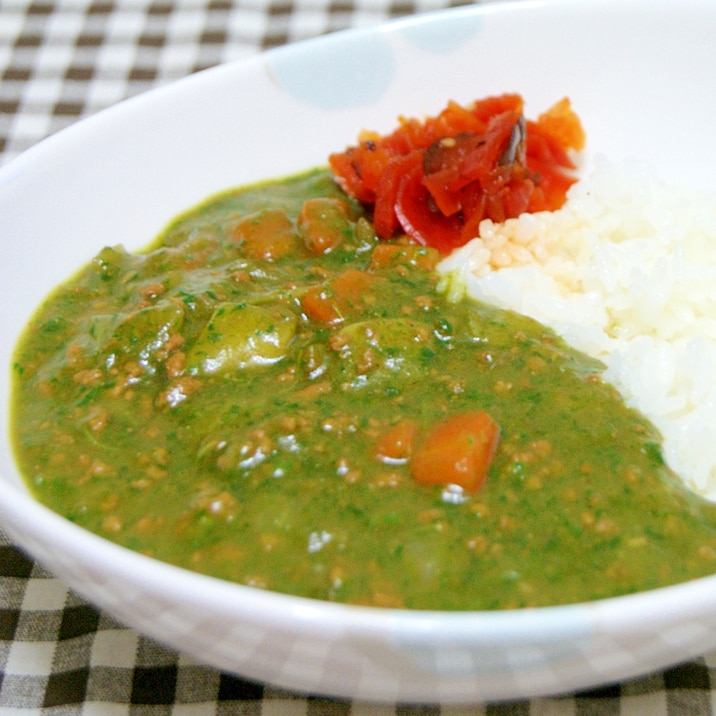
[3,0,716,713]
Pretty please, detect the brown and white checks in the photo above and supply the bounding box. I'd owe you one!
[3,0,716,712]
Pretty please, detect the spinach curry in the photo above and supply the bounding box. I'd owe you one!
[11,170,716,610]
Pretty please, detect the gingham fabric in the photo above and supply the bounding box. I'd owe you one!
[3,0,716,712]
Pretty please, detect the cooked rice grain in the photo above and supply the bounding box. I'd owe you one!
[439,157,716,498]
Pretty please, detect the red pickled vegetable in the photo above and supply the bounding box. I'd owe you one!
[329,94,585,254]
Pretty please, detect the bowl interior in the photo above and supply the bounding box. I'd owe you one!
[2,0,716,702]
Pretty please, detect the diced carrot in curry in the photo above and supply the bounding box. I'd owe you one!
[301,269,375,326]
[233,208,300,260]
[368,243,440,272]
[410,411,500,492]
[374,418,420,463]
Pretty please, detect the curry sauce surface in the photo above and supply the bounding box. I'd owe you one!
[12,170,716,609]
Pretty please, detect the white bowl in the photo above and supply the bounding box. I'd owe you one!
[2,0,716,703]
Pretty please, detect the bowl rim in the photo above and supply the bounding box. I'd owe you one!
[2,0,716,646]
[4,433,716,643]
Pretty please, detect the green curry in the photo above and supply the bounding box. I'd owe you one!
[11,170,716,610]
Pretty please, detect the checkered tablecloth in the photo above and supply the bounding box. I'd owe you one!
[3,0,716,713]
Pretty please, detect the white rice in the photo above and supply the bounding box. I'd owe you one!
[438,156,716,499]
